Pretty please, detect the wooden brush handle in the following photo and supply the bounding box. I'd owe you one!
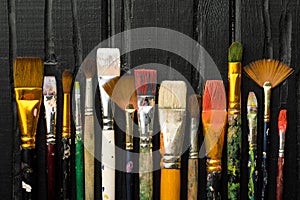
[46,144,56,200]
[276,157,284,200]
[206,171,221,200]
[61,138,71,200]
[160,168,180,200]
[187,159,198,200]
[139,145,153,200]
[21,149,36,200]
[262,121,269,199]
[227,113,241,199]
[248,146,257,200]
[125,150,134,200]
[75,137,84,200]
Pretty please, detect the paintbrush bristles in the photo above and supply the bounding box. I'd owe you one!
[134,69,157,95]
[62,70,73,94]
[188,94,201,118]
[158,81,186,109]
[244,59,293,88]
[14,57,44,87]
[202,80,226,111]
[97,48,121,76]
[82,57,96,79]
[228,42,243,62]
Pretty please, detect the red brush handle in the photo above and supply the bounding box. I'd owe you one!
[46,144,55,200]
[276,157,284,200]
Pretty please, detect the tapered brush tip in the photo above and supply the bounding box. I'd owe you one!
[228,42,243,62]
[188,94,201,118]
[14,57,44,87]
[134,69,157,95]
[82,57,96,78]
[62,70,73,94]
[247,92,257,107]
[202,80,226,111]
[97,48,120,77]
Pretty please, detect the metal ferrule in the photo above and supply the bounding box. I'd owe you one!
[75,83,82,142]
[207,159,222,172]
[137,95,155,149]
[247,107,257,150]
[189,118,199,159]
[228,62,241,114]
[15,88,43,148]
[99,77,116,130]
[159,108,186,169]
[263,82,272,122]
[44,95,57,144]
[279,129,285,157]
[85,78,93,116]
[125,108,135,150]
[62,93,71,138]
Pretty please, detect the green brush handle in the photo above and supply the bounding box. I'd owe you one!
[75,136,84,199]
[139,144,153,200]
[227,113,242,199]
[248,145,257,200]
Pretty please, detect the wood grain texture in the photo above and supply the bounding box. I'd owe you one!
[187,159,198,200]
[160,168,181,200]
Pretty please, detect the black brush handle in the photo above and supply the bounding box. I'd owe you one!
[61,138,71,200]
[21,148,36,200]
[206,171,221,200]
[125,150,134,200]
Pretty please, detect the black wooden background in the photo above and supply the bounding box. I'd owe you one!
[1,0,300,199]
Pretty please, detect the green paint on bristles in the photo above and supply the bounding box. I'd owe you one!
[228,42,243,62]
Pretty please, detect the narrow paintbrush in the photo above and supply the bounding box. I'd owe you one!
[61,70,73,200]
[97,48,121,200]
[134,69,157,200]
[74,81,84,200]
[83,58,96,200]
[158,81,187,200]
[14,57,44,199]
[43,76,57,200]
[276,110,287,200]
[227,41,243,199]
[202,80,227,200]
[247,92,258,200]
[187,94,201,200]
[244,59,293,199]
[103,76,137,200]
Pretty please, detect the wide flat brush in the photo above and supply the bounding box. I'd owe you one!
[158,81,187,200]
[14,57,44,199]
[202,80,227,200]
[134,69,157,200]
[244,59,293,199]
[103,76,137,200]
[187,94,201,200]
[97,48,121,200]
[227,41,243,199]
[61,70,73,200]
[43,76,57,200]
[82,58,96,200]
[247,92,258,200]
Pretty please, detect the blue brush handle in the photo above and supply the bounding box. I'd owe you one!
[262,121,269,199]
[125,150,134,200]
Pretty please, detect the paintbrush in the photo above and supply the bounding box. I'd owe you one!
[14,57,44,199]
[61,69,73,200]
[158,80,187,200]
[244,59,293,199]
[227,41,243,199]
[97,48,121,200]
[74,81,84,200]
[103,76,137,200]
[187,94,201,200]
[276,109,287,200]
[134,69,157,200]
[43,76,57,200]
[202,80,227,200]
[247,92,258,200]
[82,58,96,200]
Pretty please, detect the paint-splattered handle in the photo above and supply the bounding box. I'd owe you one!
[276,157,284,200]
[160,168,180,200]
[21,149,36,200]
[248,147,257,200]
[188,159,198,200]
[125,150,134,200]
[75,138,84,200]
[46,144,56,200]
[61,138,71,200]
[139,146,153,200]
[207,171,221,200]
[227,113,242,199]
[262,121,269,199]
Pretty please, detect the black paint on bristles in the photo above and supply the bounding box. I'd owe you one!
[134,69,157,95]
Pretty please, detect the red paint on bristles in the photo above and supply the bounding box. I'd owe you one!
[202,80,226,111]
[134,69,157,95]
[278,109,287,135]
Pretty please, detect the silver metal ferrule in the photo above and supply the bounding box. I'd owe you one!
[44,95,57,144]
[159,108,186,169]
[137,95,155,149]
[75,83,82,142]
[189,118,199,159]
[99,76,116,130]
[279,130,285,157]
[125,107,135,150]
[85,78,94,116]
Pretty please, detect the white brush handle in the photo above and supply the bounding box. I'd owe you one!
[102,130,115,200]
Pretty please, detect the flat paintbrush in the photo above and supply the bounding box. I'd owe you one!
[43,76,57,200]
[61,70,73,200]
[187,94,201,200]
[97,48,121,200]
[202,80,227,200]
[158,80,187,200]
[134,69,157,200]
[103,76,137,200]
[244,59,293,199]
[14,57,44,199]
[227,41,243,199]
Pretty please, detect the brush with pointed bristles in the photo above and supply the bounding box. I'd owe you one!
[244,59,293,198]
[14,57,44,199]
[134,69,157,200]
[187,94,201,200]
[158,80,187,200]
[61,69,73,200]
[82,58,96,200]
[227,41,243,199]
[202,80,227,200]
[103,76,137,200]
[43,76,57,200]
[97,48,121,200]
